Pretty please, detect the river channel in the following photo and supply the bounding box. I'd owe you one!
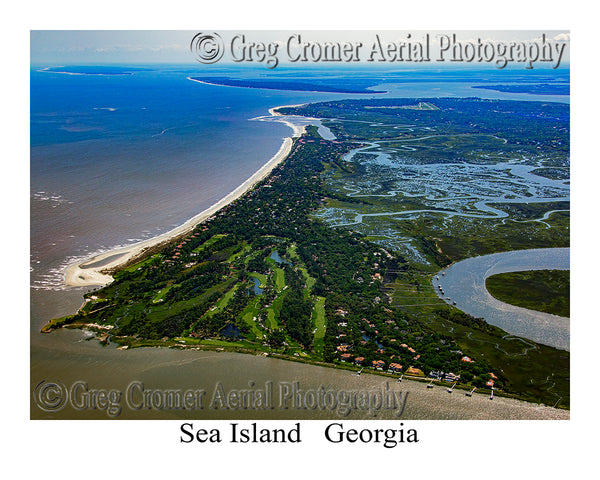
[432,247,570,351]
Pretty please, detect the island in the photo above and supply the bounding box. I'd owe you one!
[189,76,387,94]
[471,83,569,95]
[41,66,152,75]
[486,270,569,318]
[46,97,570,410]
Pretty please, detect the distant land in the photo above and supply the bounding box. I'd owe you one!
[41,66,152,75]
[189,76,387,94]
[472,83,569,95]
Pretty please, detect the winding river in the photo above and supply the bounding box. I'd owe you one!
[432,247,570,351]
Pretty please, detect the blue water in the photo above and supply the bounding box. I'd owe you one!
[249,276,263,295]
[220,323,244,339]
[269,250,291,265]
[30,65,359,291]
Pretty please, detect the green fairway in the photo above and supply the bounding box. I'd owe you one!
[312,296,326,356]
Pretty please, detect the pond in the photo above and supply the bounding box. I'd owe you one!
[219,323,245,339]
[249,276,263,295]
[270,250,291,265]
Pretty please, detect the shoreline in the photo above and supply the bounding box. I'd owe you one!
[36,327,570,417]
[186,77,383,95]
[63,104,307,287]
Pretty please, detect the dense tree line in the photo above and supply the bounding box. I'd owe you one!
[278,266,313,347]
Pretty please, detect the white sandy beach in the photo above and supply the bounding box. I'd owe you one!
[64,105,307,287]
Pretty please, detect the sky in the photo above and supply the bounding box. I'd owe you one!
[30,30,570,69]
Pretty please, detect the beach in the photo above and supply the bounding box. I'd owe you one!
[64,105,306,287]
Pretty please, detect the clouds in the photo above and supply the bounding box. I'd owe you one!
[554,33,570,42]
[30,31,194,64]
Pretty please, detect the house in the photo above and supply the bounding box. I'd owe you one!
[340,353,352,362]
[388,363,403,373]
[354,357,365,366]
[372,360,385,370]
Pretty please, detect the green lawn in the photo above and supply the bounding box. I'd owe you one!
[207,282,239,316]
[191,234,227,253]
[249,272,267,286]
[240,298,265,340]
[273,267,286,291]
[152,285,174,303]
[227,242,251,262]
[312,296,326,356]
[117,254,161,275]
[265,290,291,330]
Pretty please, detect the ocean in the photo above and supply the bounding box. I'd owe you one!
[31,66,341,294]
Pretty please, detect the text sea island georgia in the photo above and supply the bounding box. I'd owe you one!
[227,33,567,69]
[180,422,419,448]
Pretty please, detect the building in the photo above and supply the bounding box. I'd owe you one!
[388,363,403,373]
[340,353,352,362]
[372,360,385,370]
